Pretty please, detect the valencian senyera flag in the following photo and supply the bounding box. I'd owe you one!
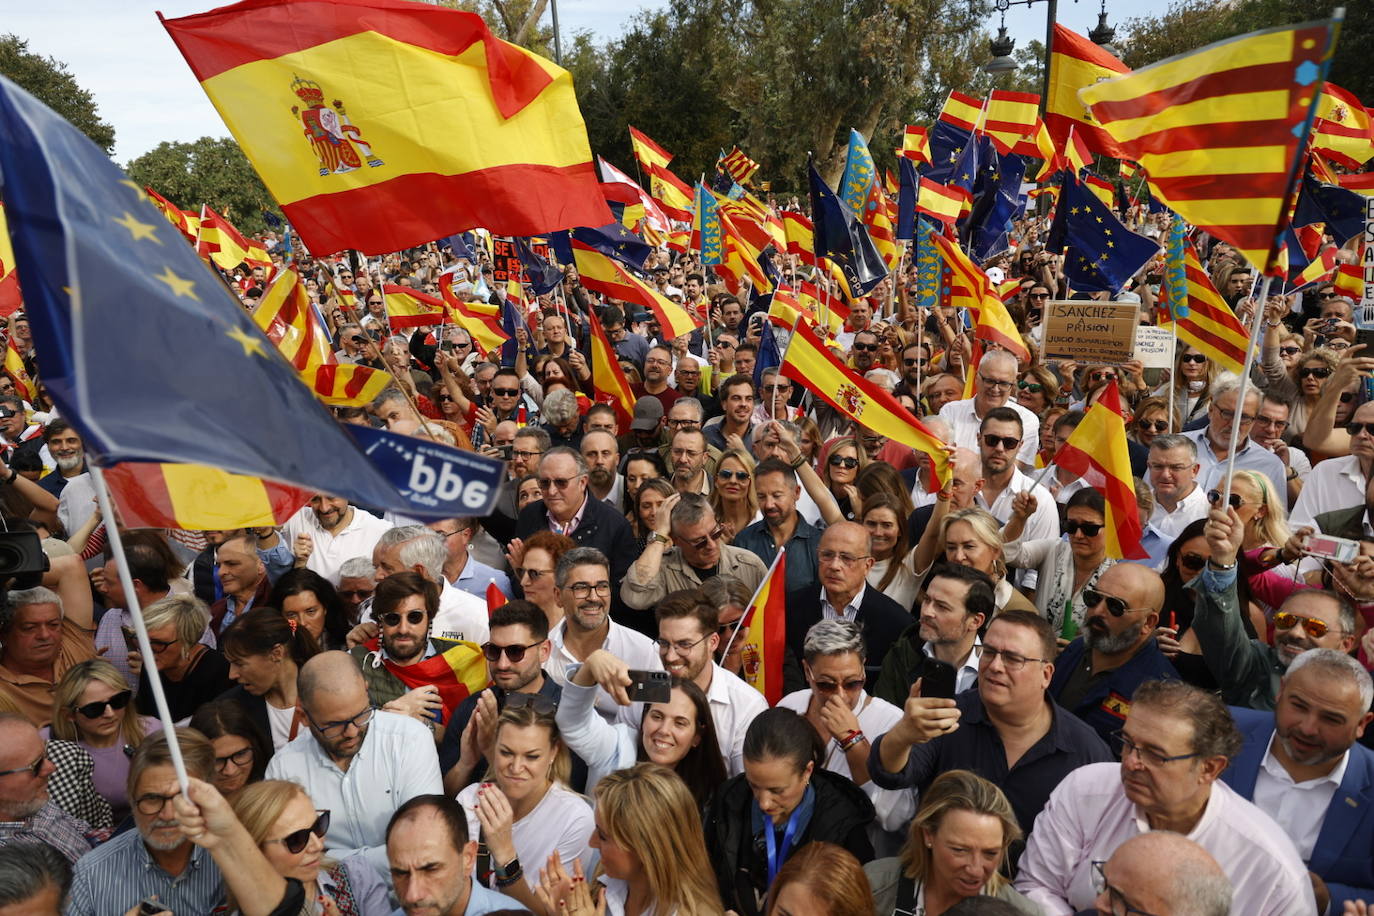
[161,0,612,256]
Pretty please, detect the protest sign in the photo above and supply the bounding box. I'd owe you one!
[1133,325,1175,369]
[1041,300,1139,363]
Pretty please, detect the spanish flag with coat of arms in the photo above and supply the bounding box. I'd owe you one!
[734,549,786,705]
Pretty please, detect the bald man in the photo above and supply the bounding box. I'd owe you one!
[265,652,441,875]
[1081,831,1231,916]
[1049,563,1179,751]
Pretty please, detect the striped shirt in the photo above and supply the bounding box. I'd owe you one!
[67,829,225,916]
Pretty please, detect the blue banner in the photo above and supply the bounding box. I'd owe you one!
[344,425,505,518]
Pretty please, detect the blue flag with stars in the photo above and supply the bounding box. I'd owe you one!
[1293,172,1365,246]
[547,224,653,273]
[1045,172,1158,296]
[923,120,972,184]
[808,163,888,296]
[514,237,562,295]
[0,73,502,519]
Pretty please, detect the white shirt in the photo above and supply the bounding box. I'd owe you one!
[265,701,297,751]
[1149,482,1209,542]
[431,578,489,644]
[457,782,594,890]
[924,636,982,694]
[265,709,442,876]
[706,663,768,776]
[1015,762,1315,916]
[57,473,97,544]
[822,583,866,622]
[546,619,661,722]
[1252,735,1347,861]
[281,505,392,585]
[939,396,1041,469]
[1290,454,1367,531]
[778,689,915,833]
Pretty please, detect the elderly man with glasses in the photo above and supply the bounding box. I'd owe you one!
[622,493,767,611]
[938,349,1041,471]
[0,714,95,864]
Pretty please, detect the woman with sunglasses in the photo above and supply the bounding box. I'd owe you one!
[221,607,321,753]
[1128,396,1177,447]
[818,437,867,521]
[1015,366,1059,417]
[458,702,595,912]
[1288,348,1341,439]
[557,648,728,806]
[189,697,272,798]
[231,779,391,914]
[1004,488,1115,639]
[270,569,354,650]
[507,530,575,629]
[46,659,161,822]
[1168,345,1216,427]
[711,448,761,545]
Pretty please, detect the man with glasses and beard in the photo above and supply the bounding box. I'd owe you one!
[36,421,84,499]
[1048,563,1178,750]
[622,493,766,611]
[266,651,441,873]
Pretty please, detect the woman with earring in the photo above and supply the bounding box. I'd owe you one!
[220,607,320,753]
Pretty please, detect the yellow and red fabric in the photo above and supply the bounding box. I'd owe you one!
[900,125,931,165]
[1335,263,1364,301]
[144,187,198,245]
[573,240,699,340]
[1046,23,1131,159]
[737,548,787,705]
[928,232,1029,363]
[939,91,983,132]
[1313,83,1374,170]
[3,336,34,402]
[361,635,489,724]
[1159,237,1249,374]
[587,308,637,433]
[628,126,695,221]
[0,202,22,318]
[104,461,314,530]
[382,284,444,329]
[196,204,270,272]
[486,582,507,617]
[985,90,1040,154]
[720,145,761,185]
[916,178,971,226]
[781,210,817,267]
[163,0,610,256]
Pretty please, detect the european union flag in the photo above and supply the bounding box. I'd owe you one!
[753,319,781,389]
[924,120,972,184]
[547,224,652,273]
[514,237,562,295]
[442,232,476,261]
[966,146,1025,261]
[1294,172,1365,245]
[896,158,920,241]
[1045,173,1158,295]
[0,73,501,518]
[808,164,887,296]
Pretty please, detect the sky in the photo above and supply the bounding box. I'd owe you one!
[6,0,1175,165]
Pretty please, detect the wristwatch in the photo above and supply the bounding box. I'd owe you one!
[648,531,671,547]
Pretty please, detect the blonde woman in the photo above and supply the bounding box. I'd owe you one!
[864,770,1037,915]
[710,448,760,544]
[132,594,233,722]
[1166,345,1218,427]
[46,659,162,821]
[936,508,1037,614]
[231,779,390,914]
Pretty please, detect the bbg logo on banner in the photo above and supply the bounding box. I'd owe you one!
[346,424,504,518]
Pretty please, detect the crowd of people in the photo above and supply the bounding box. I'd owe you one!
[0,198,1373,916]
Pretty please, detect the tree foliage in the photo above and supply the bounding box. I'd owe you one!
[125,137,280,236]
[0,34,114,154]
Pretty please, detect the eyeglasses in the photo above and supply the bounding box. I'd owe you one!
[538,476,578,490]
[1018,381,1043,392]
[977,375,1015,390]
[762,383,790,392]
[818,549,871,567]
[1329,341,1352,351]
[717,468,750,482]
[1273,611,1343,639]
[1065,520,1105,537]
[828,455,860,469]
[339,588,373,600]
[1279,346,1302,356]
[1091,861,1161,916]
[683,525,724,551]
[979,646,1047,671]
[0,750,46,778]
[1214,407,1256,424]
[1081,587,1141,618]
[134,790,183,816]
[434,395,452,404]
[1299,366,1332,380]
[981,434,1021,450]
[812,677,865,693]
[482,640,546,663]
[1138,419,1169,432]
[1114,731,1201,767]
[851,343,878,352]
[666,418,700,429]
[1180,553,1207,572]
[306,705,376,738]
[73,690,132,719]
[1254,416,1289,430]
[214,746,254,772]
[1179,353,1208,364]
[271,811,331,855]
[565,581,612,598]
[1206,489,1244,509]
[655,631,713,655]
[147,637,178,653]
[379,609,426,628]
[1347,422,1374,437]
[512,449,544,460]
[515,567,550,582]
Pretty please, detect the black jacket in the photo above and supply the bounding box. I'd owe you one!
[516,493,643,626]
[783,585,914,693]
[704,768,875,916]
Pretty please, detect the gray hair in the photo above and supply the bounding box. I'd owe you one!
[671,397,704,421]
[669,492,714,534]
[540,445,588,477]
[1287,647,1374,709]
[1210,373,1258,408]
[140,594,211,651]
[379,525,446,582]
[339,557,375,580]
[980,348,1018,375]
[370,387,408,413]
[775,420,802,442]
[513,426,551,450]
[0,586,64,631]
[1148,434,1197,459]
[802,619,866,665]
[700,574,751,611]
[0,841,71,908]
[542,388,579,426]
[555,546,609,589]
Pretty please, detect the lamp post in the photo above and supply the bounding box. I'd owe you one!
[979,0,1117,111]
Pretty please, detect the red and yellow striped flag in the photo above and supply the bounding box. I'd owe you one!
[781,320,951,485]
[985,90,1040,154]
[1050,381,1148,560]
[1065,129,1094,175]
[1079,17,1339,272]
[917,178,971,226]
[382,284,444,329]
[162,0,610,256]
[1084,174,1115,209]
[197,205,270,272]
[438,273,508,354]
[144,187,198,245]
[4,335,34,403]
[104,461,314,530]
[736,548,787,706]
[0,202,22,318]
[900,125,930,165]
[781,210,817,267]
[1335,262,1364,300]
[365,635,490,723]
[1313,82,1374,170]
[928,232,1029,363]
[573,240,699,340]
[587,308,636,433]
[1046,24,1130,159]
[939,91,983,132]
[628,126,695,221]
[1160,233,1248,373]
[798,281,849,330]
[720,145,761,185]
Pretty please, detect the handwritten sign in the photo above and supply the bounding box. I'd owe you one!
[1133,325,1175,370]
[1040,301,1139,363]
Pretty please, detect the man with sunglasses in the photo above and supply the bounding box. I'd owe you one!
[976,410,1060,585]
[0,714,94,864]
[1194,503,1358,712]
[849,330,880,374]
[266,652,442,875]
[895,342,932,400]
[349,572,460,724]
[369,526,488,647]
[623,493,767,611]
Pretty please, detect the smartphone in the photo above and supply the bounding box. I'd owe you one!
[439,340,456,352]
[921,659,958,700]
[498,444,513,461]
[120,626,138,651]
[1306,534,1360,564]
[138,899,167,916]
[625,669,672,704]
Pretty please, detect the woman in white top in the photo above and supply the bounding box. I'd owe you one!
[556,649,728,809]
[861,494,920,611]
[220,607,318,751]
[776,619,913,853]
[1002,487,1114,640]
[459,701,595,912]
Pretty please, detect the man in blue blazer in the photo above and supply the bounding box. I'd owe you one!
[1221,647,1374,913]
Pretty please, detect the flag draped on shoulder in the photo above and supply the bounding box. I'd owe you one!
[365,636,489,723]
[738,548,786,705]
[781,321,951,485]
[1159,218,1249,373]
[1050,381,1148,560]
[1078,17,1340,271]
[161,0,612,256]
[1046,24,1130,158]
[105,461,314,530]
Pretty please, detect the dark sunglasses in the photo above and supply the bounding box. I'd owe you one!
[379,609,426,627]
[1138,419,1169,432]
[1180,353,1208,364]
[1018,380,1043,392]
[1279,346,1302,356]
[1065,520,1105,537]
[813,677,866,693]
[491,387,520,397]
[481,641,545,663]
[1081,588,1131,617]
[73,690,132,719]
[339,588,373,600]
[1179,553,1207,572]
[1299,367,1332,380]
[1090,372,1117,382]
[273,811,331,855]
[1346,422,1374,437]
[851,342,878,352]
[903,357,930,367]
[685,525,725,551]
[828,455,860,469]
[1028,292,1051,300]
[505,692,557,714]
[1206,489,1244,509]
[1340,392,1356,403]
[982,434,1021,450]
[717,468,751,482]
[1273,611,1340,639]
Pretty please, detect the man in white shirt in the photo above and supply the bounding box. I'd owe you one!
[938,349,1040,469]
[266,651,442,876]
[975,408,1058,593]
[1015,679,1315,916]
[1290,400,1374,529]
[371,525,488,645]
[1146,434,1208,541]
[1252,393,1308,509]
[282,494,391,585]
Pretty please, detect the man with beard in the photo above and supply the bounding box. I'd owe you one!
[1048,563,1178,750]
[622,493,766,611]
[1222,649,1374,912]
[667,427,710,495]
[266,651,441,873]
[632,345,681,414]
[1195,504,1358,710]
[281,492,391,585]
[349,572,460,725]
[36,421,84,498]
[579,430,622,505]
[0,715,94,863]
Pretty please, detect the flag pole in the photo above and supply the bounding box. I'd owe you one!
[1217,273,1273,507]
[88,463,191,794]
[721,546,785,660]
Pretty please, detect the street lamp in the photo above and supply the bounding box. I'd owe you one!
[975,0,1118,108]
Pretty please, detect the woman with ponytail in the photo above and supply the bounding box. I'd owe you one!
[220,606,320,753]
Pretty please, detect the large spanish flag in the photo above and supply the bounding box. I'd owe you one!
[363,636,490,724]
[782,321,951,485]
[0,202,22,318]
[382,284,444,329]
[104,461,314,530]
[1046,24,1130,159]
[571,240,699,340]
[737,548,786,706]
[161,0,612,256]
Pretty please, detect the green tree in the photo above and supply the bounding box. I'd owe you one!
[0,34,114,153]
[125,137,280,236]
